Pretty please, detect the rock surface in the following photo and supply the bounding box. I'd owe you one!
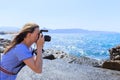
[102,60,120,71]
[42,49,101,67]
[17,59,120,80]
[102,45,120,71]
[0,38,11,53]
[109,45,120,60]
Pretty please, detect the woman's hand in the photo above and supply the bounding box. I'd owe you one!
[36,34,44,49]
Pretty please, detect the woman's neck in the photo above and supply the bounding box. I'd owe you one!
[22,39,32,48]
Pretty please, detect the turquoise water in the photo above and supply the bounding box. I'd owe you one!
[1,32,120,60]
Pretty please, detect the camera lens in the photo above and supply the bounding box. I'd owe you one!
[44,35,51,42]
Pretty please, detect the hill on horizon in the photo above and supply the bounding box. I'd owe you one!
[0,26,119,34]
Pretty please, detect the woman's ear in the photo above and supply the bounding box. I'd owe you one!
[26,33,32,38]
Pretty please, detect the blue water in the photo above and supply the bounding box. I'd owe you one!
[1,32,120,60]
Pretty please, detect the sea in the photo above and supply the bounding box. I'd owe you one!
[1,32,120,60]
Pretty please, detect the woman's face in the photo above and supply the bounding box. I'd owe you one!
[29,27,40,43]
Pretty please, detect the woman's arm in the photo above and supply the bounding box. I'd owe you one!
[23,34,44,73]
[23,47,42,73]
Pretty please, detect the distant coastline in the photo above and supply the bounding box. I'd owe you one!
[0,27,119,34]
[0,31,17,35]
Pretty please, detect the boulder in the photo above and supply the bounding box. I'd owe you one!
[102,60,120,71]
[109,45,120,60]
[43,54,56,60]
[102,45,120,71]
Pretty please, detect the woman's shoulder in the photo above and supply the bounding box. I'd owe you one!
[14,43,28,51]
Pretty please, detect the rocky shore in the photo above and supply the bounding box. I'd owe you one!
[0,38,120,80]
[0,38,11,53]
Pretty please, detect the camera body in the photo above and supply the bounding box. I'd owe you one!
[39,29,51,42]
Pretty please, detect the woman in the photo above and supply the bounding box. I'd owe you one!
[0,23,44,80]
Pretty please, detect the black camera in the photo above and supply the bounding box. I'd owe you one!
[39,29,51,42]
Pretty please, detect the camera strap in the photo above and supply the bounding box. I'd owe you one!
[0,66,16,75]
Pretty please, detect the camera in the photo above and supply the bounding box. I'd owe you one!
[32,29,51,55]
[39,29,51,42]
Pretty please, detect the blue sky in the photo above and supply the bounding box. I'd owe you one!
[0,0,120,32]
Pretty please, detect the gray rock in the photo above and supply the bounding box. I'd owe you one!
[17,59,120,80]
[43,49,101,67]
[0,38,11,48]
[0,38,11,53]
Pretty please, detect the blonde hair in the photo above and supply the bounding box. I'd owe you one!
[4,23,39,54]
